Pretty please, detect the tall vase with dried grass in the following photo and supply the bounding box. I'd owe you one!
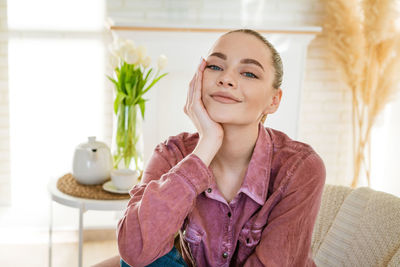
[323,0,400,187]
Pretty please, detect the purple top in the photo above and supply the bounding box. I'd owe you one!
[117,122,326,267]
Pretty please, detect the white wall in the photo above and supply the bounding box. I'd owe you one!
[0,0,10,205]
[300,36,353,186]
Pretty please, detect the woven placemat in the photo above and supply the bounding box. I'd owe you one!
[57,173,133,200]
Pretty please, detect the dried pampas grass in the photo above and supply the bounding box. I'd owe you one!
[323,0,400,188]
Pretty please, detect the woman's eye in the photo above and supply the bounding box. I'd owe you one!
[205,65,257,79]
[243,72,258,79]
[206,65,222,71]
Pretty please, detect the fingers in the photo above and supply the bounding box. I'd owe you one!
[185,76,195,114]
[186,72,196,115]
[194,59,206,102]
[185,58,205,114]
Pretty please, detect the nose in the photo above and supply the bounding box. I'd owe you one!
[217,71,236,88]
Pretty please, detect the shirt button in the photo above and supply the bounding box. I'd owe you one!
[227,212,232,217]
[207,188,212,193]
[222,252,228,258]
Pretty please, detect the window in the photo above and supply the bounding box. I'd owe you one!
[371,99,400,197]
[4,0,115,230]
[7,0,105,31]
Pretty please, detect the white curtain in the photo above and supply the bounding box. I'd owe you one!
[3,0,115,230]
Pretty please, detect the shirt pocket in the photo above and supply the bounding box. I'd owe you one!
[183,223,204,262]
[236,225,263,264]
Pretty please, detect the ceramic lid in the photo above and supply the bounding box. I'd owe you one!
[77,136,109,150]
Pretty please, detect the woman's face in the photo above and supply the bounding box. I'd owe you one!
[202,32,282,125]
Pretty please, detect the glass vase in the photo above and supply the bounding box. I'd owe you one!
[111,103,144,173]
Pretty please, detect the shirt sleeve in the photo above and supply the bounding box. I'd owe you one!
[243,152,326,267]
[117,138,213,267]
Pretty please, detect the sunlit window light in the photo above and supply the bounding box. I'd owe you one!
[7,0,105,31]
[6,0,107,228]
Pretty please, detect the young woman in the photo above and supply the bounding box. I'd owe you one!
[113,29,325,267]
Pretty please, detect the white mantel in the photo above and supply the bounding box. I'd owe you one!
[106,20,321,166]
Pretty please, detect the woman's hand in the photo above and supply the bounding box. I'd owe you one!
[184,58,223,166]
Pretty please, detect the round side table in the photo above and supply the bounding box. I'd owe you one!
[47,176,130,267]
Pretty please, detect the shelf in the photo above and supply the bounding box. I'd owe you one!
[105,17,322,35]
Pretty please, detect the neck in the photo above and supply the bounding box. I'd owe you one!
[210,122,260,174]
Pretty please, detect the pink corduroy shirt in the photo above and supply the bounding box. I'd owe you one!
[117,122,326,267]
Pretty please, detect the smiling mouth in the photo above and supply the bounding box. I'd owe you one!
[211,95,241,104]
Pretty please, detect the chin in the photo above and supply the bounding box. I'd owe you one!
[207,108,258,126]
[212,117,232,124]
[208,109,250,125]
[204,98,242,123]
[205,107,229,123]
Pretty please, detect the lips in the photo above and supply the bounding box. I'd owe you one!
[210,92,241,103]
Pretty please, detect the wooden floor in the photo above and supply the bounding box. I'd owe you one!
[0,239,119,267]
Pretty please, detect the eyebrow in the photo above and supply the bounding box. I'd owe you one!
[209,52,265,71]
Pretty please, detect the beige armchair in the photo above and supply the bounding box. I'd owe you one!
[311,184,400,266]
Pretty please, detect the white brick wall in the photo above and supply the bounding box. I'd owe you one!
[0,0,10,205]
[108,0,326,27]
[300,35,353,186]
[105,0,353,186]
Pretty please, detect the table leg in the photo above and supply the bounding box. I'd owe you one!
[79,203,85,267]
[48,199,53,267]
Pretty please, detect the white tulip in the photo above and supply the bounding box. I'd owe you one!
[108,38,146,66]
[137,45,147,62]
[125,47,139,65]
[109,53,120,68]
[157,54,168,70]
[117,45,129,62]
[142,56,151,68]
[110,37,125,54]
[124,39,136,50]
[109,39,123,59]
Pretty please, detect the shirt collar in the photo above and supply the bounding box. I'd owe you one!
[237,122,273,206]
[204,122,273,206]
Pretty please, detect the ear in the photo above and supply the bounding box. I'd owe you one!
[264,88,282,114]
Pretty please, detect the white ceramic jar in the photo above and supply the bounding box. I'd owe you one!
[72,136,113,185]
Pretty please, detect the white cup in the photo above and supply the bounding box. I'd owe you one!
[111,169,140,190]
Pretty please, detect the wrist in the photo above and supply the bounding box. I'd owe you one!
[192,139,220,167]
